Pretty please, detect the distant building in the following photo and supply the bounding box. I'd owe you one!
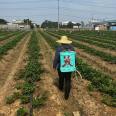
[91,19,116,31]
[90,19,107,31]
[94,24,107,31]
[105,20,116,31]
[12,19,24,24]
[73,26,79,29]
[0,19,30,30]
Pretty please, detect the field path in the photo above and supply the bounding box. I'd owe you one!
[0,33,30,116]
[34,32,116,116]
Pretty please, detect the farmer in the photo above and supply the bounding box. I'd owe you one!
[53,36,75,100]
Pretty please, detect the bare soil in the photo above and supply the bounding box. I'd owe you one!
[34,33,116,116]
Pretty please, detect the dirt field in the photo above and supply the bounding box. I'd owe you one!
[0,30,115,116]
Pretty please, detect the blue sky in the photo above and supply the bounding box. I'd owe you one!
[0,0,116,24]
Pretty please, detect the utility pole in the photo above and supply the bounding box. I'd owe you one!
[58,0,60,30]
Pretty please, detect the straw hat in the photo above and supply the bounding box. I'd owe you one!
[56,36,72,44]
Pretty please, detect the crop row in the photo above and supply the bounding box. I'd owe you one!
[0,32,10,38]
[50,30,116,42]
[69,31,116,46]
[53,31,116,51]
[0,31,11,36]
[70,30,116,41]
[47,31,116,64]
[15,31,46,115]
[0,31,21,41]
[39,31,116,107]
[0,32,28,59]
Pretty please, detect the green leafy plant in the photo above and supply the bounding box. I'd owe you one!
[22,82,35,95]
[17,107,28,116]
[20,95,30,104]
[88,83,96,91]
[32,93,48,108]
[6,92,21,104]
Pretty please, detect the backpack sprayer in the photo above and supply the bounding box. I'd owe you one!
[60,51,83,80]
[49,50,83,80]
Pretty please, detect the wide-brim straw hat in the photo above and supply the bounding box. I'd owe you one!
[56,36,72,44]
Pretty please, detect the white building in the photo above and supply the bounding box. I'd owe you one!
[73,26,79,29]
[0,19,30,30]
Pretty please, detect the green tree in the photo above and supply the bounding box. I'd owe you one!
[76,23,81,27]
[41,20,58,28]
[24,19,32,25]
[0,19,7,24]
[67,21,74,28]
[23,19,34,29]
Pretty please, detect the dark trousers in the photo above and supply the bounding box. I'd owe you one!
[57,69,72,99]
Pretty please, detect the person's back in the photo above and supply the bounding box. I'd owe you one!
[53,36,76,100]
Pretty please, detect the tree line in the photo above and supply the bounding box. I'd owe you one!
[41,20,82,28]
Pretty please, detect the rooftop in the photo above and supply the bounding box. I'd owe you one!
[105,20,116,23]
